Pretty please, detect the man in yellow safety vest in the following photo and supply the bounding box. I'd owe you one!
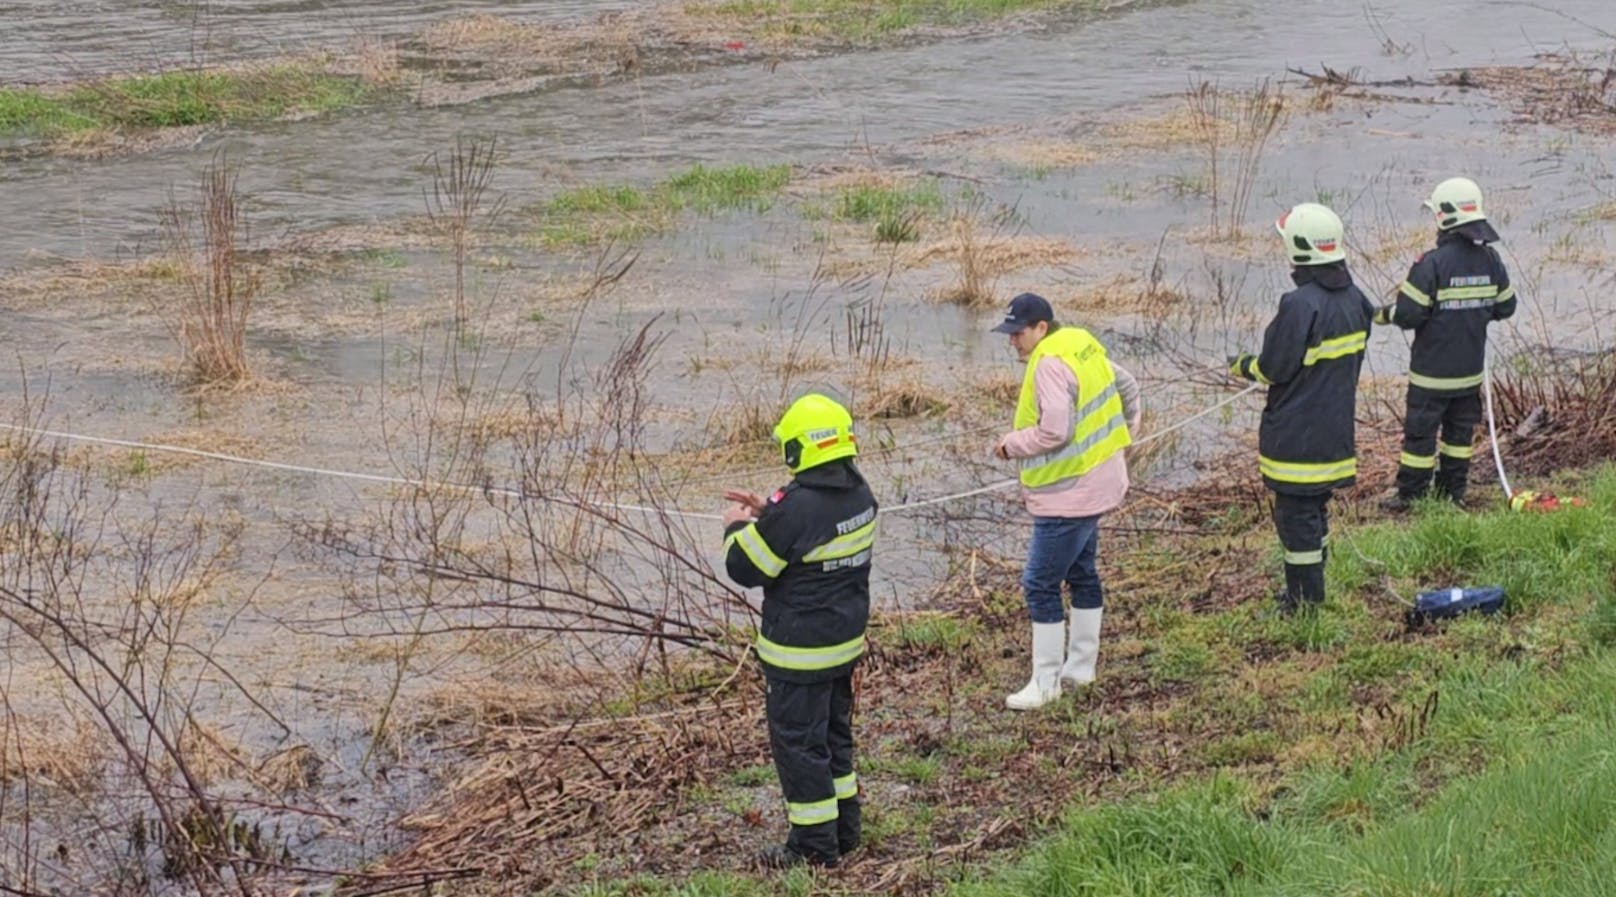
[991,293,1140,710]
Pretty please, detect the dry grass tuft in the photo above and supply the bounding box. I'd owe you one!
[0,256,186,306]
[710,401,778,447]
[418,13,542,53]
[973,369,1022,406]
[860,378,951,420]
[921,231,1078,309]
[112,429,265,476]
[352,36,404,87]
[0,714,107,793]
[984,139,1102,171]
[462,407,572,445]
[1061,273,1185,314]
[1101,105,1235,152]
[257,745,323,793]
[175,719,250,787]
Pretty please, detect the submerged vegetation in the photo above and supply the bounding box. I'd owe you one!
[686,0,1111,43]
[0,65,371,141]
[538,163,792,245]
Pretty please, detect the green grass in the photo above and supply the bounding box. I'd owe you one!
[538,163,791,246]
[0,66,371,140]
[688,0,1100,43]
[542,468,1616,895]
[888,614,977,652]
[665,163,791,214]
[956,650,1616,897]
[1327,473,1616,614]
[952,467,1616,897]
[825,180,943,243]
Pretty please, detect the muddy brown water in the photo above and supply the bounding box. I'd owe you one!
[0,0,644,83]
[3,0,1615,890]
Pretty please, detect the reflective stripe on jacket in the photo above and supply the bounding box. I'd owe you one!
[1390,229,1517,395]
[722,460,876,684]
[1234,263,1375,495]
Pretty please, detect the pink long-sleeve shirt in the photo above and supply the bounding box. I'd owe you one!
[999,358,1142,518]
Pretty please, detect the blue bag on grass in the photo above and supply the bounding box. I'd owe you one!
[1410,585,1505,622]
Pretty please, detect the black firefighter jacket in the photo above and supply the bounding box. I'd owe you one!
[1232,263,1375,495]
[723,460,877,684]
[1386,227,1518,395]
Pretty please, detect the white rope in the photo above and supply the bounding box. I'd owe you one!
[0,421,728,521]
[881,383,1262,516]
[0,384,1260,525]
[1480,352,1514,500]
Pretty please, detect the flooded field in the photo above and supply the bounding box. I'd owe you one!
[2,0,1615,892]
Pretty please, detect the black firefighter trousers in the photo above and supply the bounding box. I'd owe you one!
[1395,385,1482,501]
[766,673,859,862]
[1273,491,1331,608]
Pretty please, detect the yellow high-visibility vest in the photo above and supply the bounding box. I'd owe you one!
[1014,327,1132,490]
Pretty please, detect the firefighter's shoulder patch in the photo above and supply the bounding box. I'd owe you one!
[768,488,788,506]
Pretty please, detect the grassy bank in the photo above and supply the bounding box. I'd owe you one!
[685,0,1109,43]
[505,465,1616,895]
[0,65,371,141]
[960,650,1616,897]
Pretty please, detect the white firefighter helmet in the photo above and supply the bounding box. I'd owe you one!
[1275,202,1346,266]
[1424,177,1488,230]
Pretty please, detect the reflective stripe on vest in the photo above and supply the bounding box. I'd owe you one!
[1014,328,1132,490]
[755,633,866,672]
[1259,454,1357,485]
[726,523,786,578]
[1409,370,1485,391]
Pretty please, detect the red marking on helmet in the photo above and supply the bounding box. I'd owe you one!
[815,436,842,449]
[1277,211,1291,228]
[1459,201,1478,212]
[724,40,745,50]
[1316,240,1337,252]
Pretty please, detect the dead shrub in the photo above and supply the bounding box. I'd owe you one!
[159,154,259,383]
[1491,348,1616,475]
[1185,80,1286,240]
[925,225,1074,310]
[353,35,404,87]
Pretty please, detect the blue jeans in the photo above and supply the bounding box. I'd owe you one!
[1022,514,1104,624]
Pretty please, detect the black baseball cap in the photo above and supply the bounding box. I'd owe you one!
[991,292,1054,334]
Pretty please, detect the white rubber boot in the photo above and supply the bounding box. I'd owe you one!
[1005,622,1065,710]
[1059,607,1103,688]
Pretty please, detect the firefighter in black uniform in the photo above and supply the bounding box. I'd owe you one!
[721,392,877,869]
[1377,177,1518,510]
[1229,203,1374,613]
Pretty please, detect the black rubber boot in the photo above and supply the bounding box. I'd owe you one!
[759,842,837,870]
[837,798,861,856]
